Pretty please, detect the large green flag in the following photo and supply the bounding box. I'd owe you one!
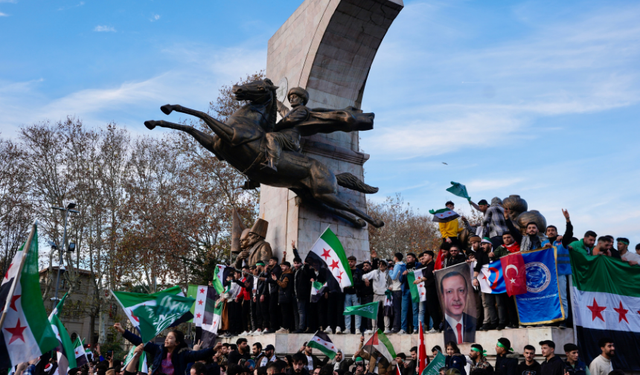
[343,301,379,320]
[421,351,445,375]
[446,181,470,200]
[111,286,184,328]
[49,292,77,373]
[133,293,195,342]
[0,222,59,368]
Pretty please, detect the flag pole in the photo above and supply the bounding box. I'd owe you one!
[0,220,37,328]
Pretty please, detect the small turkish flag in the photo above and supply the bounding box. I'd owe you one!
[500,253,527,296]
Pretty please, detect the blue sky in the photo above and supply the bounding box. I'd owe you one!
[1,0,639,245]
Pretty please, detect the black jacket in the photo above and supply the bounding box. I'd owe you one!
[268,269,294,304]
[540,356,564,375]
[495,352,519,375]
[343,267,363,295]
[294,265,314,301]
[445,253,466,268]
[266,264,282,295]
[423,261,436,288]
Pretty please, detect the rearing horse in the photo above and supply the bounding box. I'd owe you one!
[144,78,384,228]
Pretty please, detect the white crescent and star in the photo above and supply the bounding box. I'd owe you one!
[505,264,519,284]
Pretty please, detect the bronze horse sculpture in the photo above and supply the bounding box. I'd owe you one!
[144,78,384,228]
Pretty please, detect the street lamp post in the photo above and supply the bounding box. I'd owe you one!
[51,202,78,303]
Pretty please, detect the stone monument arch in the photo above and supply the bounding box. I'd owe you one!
[261,0,403,261]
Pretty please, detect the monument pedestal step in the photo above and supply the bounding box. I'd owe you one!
[219,326,575,357]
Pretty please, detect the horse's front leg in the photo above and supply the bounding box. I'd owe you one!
[160,104,234,143]
[144,120,218,155]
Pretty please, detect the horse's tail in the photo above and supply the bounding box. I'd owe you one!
[336,172,378,194]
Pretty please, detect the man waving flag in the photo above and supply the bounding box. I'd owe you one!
[305,227,353,291]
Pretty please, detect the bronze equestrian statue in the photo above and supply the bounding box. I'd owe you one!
[144,78,384,228]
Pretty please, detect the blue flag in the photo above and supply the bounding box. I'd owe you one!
[515,248,564,324]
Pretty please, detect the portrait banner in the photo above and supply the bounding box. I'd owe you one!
[435,263,476,345]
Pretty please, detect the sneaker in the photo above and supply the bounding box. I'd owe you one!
[413,329,418,334]
[427,328,437,334]
[383,329,392,334]
[304,328,313,333]
[504,325,513,330]
[364,329,373,334]
[398,329,407,335]
[356,329,363,335]
[324,327,333,334]
[559,322,567,328]
[240,331,249,336]
[497,324,506,330]
[276,327,289,333]
[255,329,262,335]
[335,326,342,334]
[262,329,271,334]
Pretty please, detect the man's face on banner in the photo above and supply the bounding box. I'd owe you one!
[442,273,467,320]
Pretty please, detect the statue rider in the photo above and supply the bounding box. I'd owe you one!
[263,87,310,171]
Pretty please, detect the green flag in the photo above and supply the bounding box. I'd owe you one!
[49,292,77,372]
[343,301,379,320]
[421,351,445,375]
[446,181,470,200]
[133,293,195,342]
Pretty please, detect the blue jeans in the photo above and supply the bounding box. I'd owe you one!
[297,300,307,330]
[401,289,419,331]
[344,293,361,332]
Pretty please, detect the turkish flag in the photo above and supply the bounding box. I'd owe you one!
[435,251,444,270]
[500,253,527,296]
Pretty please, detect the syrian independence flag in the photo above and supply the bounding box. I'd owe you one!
[213,265,235,294]
[343,301,379,320]
[201,287,224,348]
[48,292,77,374]
[477,261,506,294]
[407,268,427,303]
[428,208,460,223]
[421,351,445,375]
[570,248,640,371]
[310,281,327,303]
[307,331,337,359]
[0,222,59,368]
[187,285,208,326]
[73,337,88,368]
[500,252,527,296]
[111,286,184,328]
[134,293,195,343]
[304,227,353,292]
[123,346,148,373]
[363,329,396,362]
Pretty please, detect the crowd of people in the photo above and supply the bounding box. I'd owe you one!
[7,324,620,375]
[220,199,638,337]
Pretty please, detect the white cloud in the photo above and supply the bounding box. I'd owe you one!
[0,45,266,138]
[0,12,8,16]
[361,2,640,159]
[151,14,160,21]
[94,25,116,32]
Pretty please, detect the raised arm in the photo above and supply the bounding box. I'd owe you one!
[561,209,573,249]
